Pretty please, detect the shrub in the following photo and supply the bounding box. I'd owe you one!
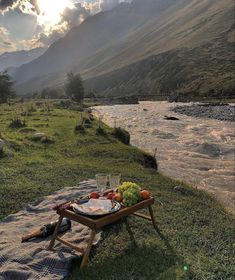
[64,72,84,103]
[41,136,54,144]
[96,127,106,136]
[84,118,93,128]
[57,100,72,108]
[84,118,92,125]
[0,71,15,103]
[112,127,130,145]
[141,153,158,169]
[9,117,26,128]
[9,141,22,151]
[75,124,85,133]
[0,149,4,158]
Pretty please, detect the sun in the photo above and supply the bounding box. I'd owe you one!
[37,0,70,27]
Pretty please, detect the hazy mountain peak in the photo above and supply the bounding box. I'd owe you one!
[12,0,234,99]
[0,47,47,73]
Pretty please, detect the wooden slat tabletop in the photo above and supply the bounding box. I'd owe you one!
[57,197,154,229]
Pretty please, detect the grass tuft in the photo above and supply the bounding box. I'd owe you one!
[112,127,130,145]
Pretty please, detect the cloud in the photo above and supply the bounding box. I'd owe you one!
[0,26,16,52]
[101,0,119,11]
[0,0,133,53]
[3,41,12,45]
[0,0,18,12]
[62,2,91,28]
[38,23,68,45]
[0,0,39,14]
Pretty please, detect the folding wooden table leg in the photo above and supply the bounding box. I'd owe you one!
[80,229,97,270]
[124,218,137,247]
[148,205,157,229]
[48,214,63,250]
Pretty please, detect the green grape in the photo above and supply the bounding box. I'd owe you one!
[122,188,141,206]
[117,182,140,196]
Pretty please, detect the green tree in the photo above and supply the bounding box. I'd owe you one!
[64,72,84,103]
[0,71,15,103]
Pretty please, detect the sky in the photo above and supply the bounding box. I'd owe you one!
[0,0,131,54]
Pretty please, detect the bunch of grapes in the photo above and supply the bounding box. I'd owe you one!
[122,187,141,207]
[117,182,140,196]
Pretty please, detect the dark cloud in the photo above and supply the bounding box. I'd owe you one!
[3,41,12,45]
[0,0,39,13]
[62,2,91,28]
[0,0,17,11]
[38,30,64,46]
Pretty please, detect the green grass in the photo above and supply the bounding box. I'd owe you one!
[0,101,234,280]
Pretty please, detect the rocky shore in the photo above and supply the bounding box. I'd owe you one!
[172,104,235,122]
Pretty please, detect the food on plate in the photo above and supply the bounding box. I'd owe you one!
[73,199,120,215]
[140,190,151,200]
[89,192,100,199]
[113,193,122,202]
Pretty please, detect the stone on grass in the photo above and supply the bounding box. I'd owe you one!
[33,133,46,140]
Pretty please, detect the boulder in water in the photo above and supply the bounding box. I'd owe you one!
[164,115,179,121]
[194,143,221,157]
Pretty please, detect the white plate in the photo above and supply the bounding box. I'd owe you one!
[72,199,121,216]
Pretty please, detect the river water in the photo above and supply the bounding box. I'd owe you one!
[93,101,235,213]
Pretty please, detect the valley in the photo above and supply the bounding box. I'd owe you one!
[9,0,234,100]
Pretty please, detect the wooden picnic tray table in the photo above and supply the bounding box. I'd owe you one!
[48,197,156,270]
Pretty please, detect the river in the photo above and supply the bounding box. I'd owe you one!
[93,101,235,213]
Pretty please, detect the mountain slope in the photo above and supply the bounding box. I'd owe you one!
[0,47,47,73]
[13,0,235,99]
[85,30,235,100]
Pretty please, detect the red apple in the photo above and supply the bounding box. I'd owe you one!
[89,192,100,199]
[107,192,115,200]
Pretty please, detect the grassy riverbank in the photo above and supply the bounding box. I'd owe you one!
[0,101,234,280]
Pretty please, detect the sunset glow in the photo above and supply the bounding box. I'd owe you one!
[37,0,71,26]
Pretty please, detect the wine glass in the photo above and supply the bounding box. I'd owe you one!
[96,174,108,194]
[109,173,121,192]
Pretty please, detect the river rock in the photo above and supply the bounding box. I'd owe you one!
[194,143,221,157]
[164,115,179,121]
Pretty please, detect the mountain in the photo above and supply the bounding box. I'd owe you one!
[13,0,235,99]
[0,47,47,73]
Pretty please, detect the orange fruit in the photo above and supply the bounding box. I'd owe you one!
[140,190,150,200]
[113,193,122,203]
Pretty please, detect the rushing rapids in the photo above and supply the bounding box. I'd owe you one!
[93,101,235,213]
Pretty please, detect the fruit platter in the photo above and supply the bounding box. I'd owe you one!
[88,181,151,205]
[53,182,151,216]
